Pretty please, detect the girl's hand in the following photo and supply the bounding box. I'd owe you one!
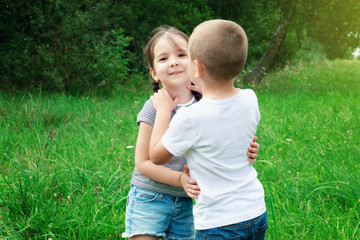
[247,136,259,163]
[181,165,200,198]
[150,89,179,112]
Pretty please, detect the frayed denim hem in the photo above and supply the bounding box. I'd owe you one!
[166,236,195,240]
[122,232,166,239]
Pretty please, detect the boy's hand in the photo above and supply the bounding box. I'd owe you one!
[247,136,259,163]
[150,89,179,113]
[181,165,200,198]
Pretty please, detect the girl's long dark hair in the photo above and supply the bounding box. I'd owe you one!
[190,82,202,101]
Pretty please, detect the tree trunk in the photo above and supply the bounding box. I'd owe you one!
[243,2,296,85]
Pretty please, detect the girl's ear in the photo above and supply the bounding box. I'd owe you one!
[150,68,159,82]
[194,60,205,78]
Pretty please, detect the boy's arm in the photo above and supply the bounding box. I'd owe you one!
[149,89,178,165]
[135,122,182,187]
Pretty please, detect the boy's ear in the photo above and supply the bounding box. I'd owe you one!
[194,59,205,78]
[150,68,159,82]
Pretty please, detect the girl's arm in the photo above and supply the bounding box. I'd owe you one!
[135,121,187,187]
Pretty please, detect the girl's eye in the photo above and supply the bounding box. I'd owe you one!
[159,57,167,62]
[179,53,187,57]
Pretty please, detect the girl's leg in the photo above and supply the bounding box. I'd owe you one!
[130,235,158,240]
[122,186,170,239]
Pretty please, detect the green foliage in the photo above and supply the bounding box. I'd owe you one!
[207,0,280,67]
[300,0,360,59]
[109,0,214,71]
[0,0,133,94]
[89,29,133,95]
[0,0,281,92]
[273,36,327,69]
[1,0,359,93]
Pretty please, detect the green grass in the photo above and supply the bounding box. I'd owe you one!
[253,59,360,239]
[0,82,148,239]
[1,60,359,239]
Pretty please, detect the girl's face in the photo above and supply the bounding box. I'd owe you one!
[150,35,190,90]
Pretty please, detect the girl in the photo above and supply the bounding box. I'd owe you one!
[122,26,259,240]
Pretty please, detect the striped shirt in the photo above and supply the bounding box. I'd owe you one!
[130,95,197,197]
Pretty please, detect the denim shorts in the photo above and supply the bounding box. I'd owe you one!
[195,211,268,240]
[122,185,195,240]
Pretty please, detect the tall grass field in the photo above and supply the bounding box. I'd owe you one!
[1,59,359,239]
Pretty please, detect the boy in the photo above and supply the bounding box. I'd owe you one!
[150,20,267,239]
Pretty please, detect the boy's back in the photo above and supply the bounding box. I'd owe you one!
[162,88,266,229]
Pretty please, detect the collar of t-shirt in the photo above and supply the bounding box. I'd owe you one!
[176,95,196,108]
[172,95,196,114]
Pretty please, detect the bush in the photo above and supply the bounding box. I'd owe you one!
[0,1,133,95]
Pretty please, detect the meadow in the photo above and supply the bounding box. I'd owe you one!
[1,59,359,239]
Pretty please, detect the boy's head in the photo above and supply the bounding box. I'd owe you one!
[188,19,248,82]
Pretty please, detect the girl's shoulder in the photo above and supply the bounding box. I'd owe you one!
[138,98,155,113]
[137,99,156,126]
[144,98,155,107]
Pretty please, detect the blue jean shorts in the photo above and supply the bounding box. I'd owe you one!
[195,211,268,240]
[122,185,195,240]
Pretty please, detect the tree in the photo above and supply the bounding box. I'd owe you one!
[243,0,298,85]
[243,0,360,84]
[206,0,280,67]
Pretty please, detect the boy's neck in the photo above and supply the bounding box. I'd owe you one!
[201,78,238,100]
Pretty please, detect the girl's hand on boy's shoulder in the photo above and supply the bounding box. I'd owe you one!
[151,89,179,113]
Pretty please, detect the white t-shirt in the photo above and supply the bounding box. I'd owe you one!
[162,89,266,230]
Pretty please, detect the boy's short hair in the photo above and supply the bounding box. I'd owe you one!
[189,19,248,81]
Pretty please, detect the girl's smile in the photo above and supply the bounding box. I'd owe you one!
[169,70,184,75]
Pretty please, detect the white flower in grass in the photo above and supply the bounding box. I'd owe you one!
[126,146,134,149]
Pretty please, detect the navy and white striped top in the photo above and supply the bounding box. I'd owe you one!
[130,95,197,197]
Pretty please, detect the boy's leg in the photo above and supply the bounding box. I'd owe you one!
[252,211,268,240]
[195,211,268,240]
[166,196,195,240]
[195,224,247,240]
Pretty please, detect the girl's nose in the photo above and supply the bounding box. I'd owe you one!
[169,57,179,67]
